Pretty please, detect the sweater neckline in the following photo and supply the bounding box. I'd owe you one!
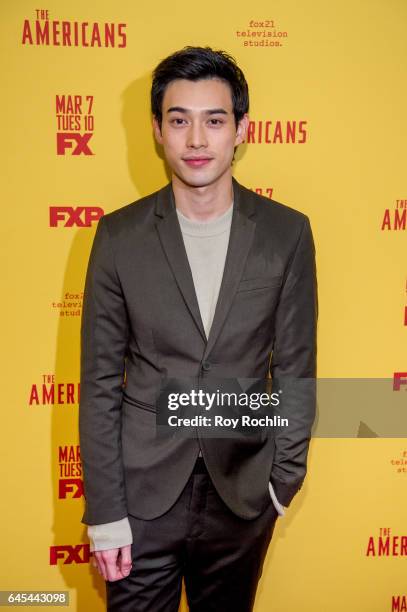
[176,201,233,237]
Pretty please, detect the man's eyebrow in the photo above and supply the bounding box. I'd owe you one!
[166,106,229,115]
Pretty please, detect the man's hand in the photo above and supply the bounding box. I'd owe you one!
[92,545,132,582]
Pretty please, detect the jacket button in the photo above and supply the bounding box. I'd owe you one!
[202,360,211,371]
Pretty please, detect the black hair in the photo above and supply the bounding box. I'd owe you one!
[151,46,249,130]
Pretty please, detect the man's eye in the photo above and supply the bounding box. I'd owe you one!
[171,118,186,125]
[209,119,223,125]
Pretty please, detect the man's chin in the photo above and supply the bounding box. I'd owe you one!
[173,169,228,189]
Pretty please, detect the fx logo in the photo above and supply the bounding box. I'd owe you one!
[59,479,84,499]
[50,544,91,565]
[393,372,407,391]
[57,132,93,155]
[49,206,103,227]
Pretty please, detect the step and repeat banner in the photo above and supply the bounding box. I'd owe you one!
[1,0,406,610]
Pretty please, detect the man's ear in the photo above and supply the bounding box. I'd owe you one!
[152,116,163,145]
[235,113,249,146]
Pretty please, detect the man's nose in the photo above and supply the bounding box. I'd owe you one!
[186,121,208,148]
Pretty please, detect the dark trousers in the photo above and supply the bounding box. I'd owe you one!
[106,456,278,612]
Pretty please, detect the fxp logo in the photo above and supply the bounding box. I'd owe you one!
[393,373,407,391]
[49,207,103,227]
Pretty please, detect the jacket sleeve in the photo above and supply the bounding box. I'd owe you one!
[269,215,318,508]
[79,215,130,525]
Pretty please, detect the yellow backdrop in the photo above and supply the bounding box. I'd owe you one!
[1,0,406,610]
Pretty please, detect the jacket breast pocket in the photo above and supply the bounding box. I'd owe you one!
[236,275,283,293]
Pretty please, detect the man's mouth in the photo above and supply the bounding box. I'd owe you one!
[182,157,213,168]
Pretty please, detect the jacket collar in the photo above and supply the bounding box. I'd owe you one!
[154,176,257,358]
[154,176,257,220]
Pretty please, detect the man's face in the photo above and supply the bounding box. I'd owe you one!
[153,77,248,189]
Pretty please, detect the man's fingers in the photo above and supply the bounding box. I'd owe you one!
[105,549,122,582]
[92,546,133,582]
[95,550,109,581]
[95,549,119,582]
[118,545,133,578]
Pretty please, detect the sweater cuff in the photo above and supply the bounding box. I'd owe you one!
[268,480,286,516]
[88,516,133,552]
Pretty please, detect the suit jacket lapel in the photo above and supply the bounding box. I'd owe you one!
[155,183,207,343]
[154,177,257,358]
[203,178,256,358]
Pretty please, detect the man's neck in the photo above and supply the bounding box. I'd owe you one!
[171,171,233,222]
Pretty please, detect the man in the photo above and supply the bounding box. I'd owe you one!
[79,46,318,611]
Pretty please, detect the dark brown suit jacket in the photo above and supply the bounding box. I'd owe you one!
[79,177,318,525]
